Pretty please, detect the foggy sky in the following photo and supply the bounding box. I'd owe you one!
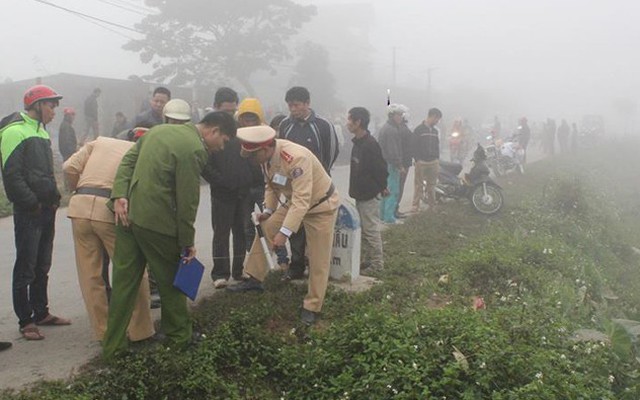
[2,0,640,125]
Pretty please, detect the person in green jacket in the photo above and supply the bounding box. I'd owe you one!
[102,111,237,359]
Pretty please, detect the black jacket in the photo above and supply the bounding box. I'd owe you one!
[278,110,339,174]
[399,122,413,168]
[413,122,440,162]
[0,112,61,211]
[201,137,257,201]
[349,132,388,201]
[58,120,77,161]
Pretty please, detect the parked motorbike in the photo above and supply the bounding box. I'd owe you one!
[485,135,524,176]
[428,145,504,215]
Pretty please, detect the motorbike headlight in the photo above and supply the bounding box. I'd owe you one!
[451,132,460,138]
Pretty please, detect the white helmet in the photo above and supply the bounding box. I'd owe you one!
[163,99,192,121]
[388,103,408,117]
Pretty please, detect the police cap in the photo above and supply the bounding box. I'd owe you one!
[237,125,276,157]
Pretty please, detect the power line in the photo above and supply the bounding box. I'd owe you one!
[93,0,149,16]
[111,0,156,14]
[33,0,143,34]
[77,13,137,40]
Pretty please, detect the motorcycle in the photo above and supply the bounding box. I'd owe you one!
[485,135,524,176]
[425,145,504,215]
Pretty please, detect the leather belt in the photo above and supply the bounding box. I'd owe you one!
[309,183,335,210]
[75,187,112,198]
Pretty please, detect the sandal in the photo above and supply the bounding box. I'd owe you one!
[20,324,45,340]
[35,314,72,326]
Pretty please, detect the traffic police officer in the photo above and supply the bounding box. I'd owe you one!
[227,126,339,325]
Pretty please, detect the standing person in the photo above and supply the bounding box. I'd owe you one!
[110,112,128,138]
[278,86,339,280]
[518,117,531,163]
[227,126,340,326]
[202,98,261,288]
[0,85,70,341]
[346,107,388,273]
[58,107,78,161]
[102,111,237,359]
[63,137,155,343]
[132,87,171,128]
[82,88,101,143]
[396,107,413,219]
[378,104,406,223]
[213,87,239,115]
[557,119,570,153]
[412,108,443,213]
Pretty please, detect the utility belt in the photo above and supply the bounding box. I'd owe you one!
[309,183,335,211]
[74,187,112,198]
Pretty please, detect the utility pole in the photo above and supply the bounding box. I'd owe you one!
[392,46,397,89]
[426,67,436,106]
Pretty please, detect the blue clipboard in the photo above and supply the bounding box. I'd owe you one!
[173,256,205,301]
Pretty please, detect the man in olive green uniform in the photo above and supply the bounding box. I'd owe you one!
[228,126,339,325]
[102,112,237,359]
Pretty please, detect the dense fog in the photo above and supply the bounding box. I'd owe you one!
[1,0,639,134]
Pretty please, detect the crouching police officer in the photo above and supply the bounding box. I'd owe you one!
[227,126,339,325]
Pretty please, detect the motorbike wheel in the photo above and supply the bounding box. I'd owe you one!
[470,183,504,215]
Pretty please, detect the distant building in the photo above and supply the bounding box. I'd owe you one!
[0,73,201,142]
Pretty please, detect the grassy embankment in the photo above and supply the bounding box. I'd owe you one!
[3,140,640,399]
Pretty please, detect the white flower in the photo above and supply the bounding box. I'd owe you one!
[386,294,392,300]
[392,389,398,395]
[479,362,486,369]
[414,345,419,351]
[386,385,392,389]
[560,354,566,360]
[435,340,444,346]
[314,383,318,388]
[608,375,615,383]
[535,372,543,380]
[412,362,418,370]
[500,296,507,302]
[289,328,296,336]
[586,347,592,355]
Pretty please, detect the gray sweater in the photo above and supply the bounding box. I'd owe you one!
[377,119,403,169]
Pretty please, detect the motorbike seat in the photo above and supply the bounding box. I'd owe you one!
[439,160,463,176]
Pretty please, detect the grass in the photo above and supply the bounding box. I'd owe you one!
[3,139,640,399]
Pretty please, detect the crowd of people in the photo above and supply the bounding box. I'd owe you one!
[2,80,583,360]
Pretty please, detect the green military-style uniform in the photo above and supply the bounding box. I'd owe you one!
[102,123,208,359]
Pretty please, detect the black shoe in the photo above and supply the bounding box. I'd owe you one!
[226,277,264,292]
[300,308,319,326]
[0,342,11,352]
[281,269,305,282]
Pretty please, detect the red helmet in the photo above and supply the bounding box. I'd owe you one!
[63,107,76,116]
[23,85,63,109]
